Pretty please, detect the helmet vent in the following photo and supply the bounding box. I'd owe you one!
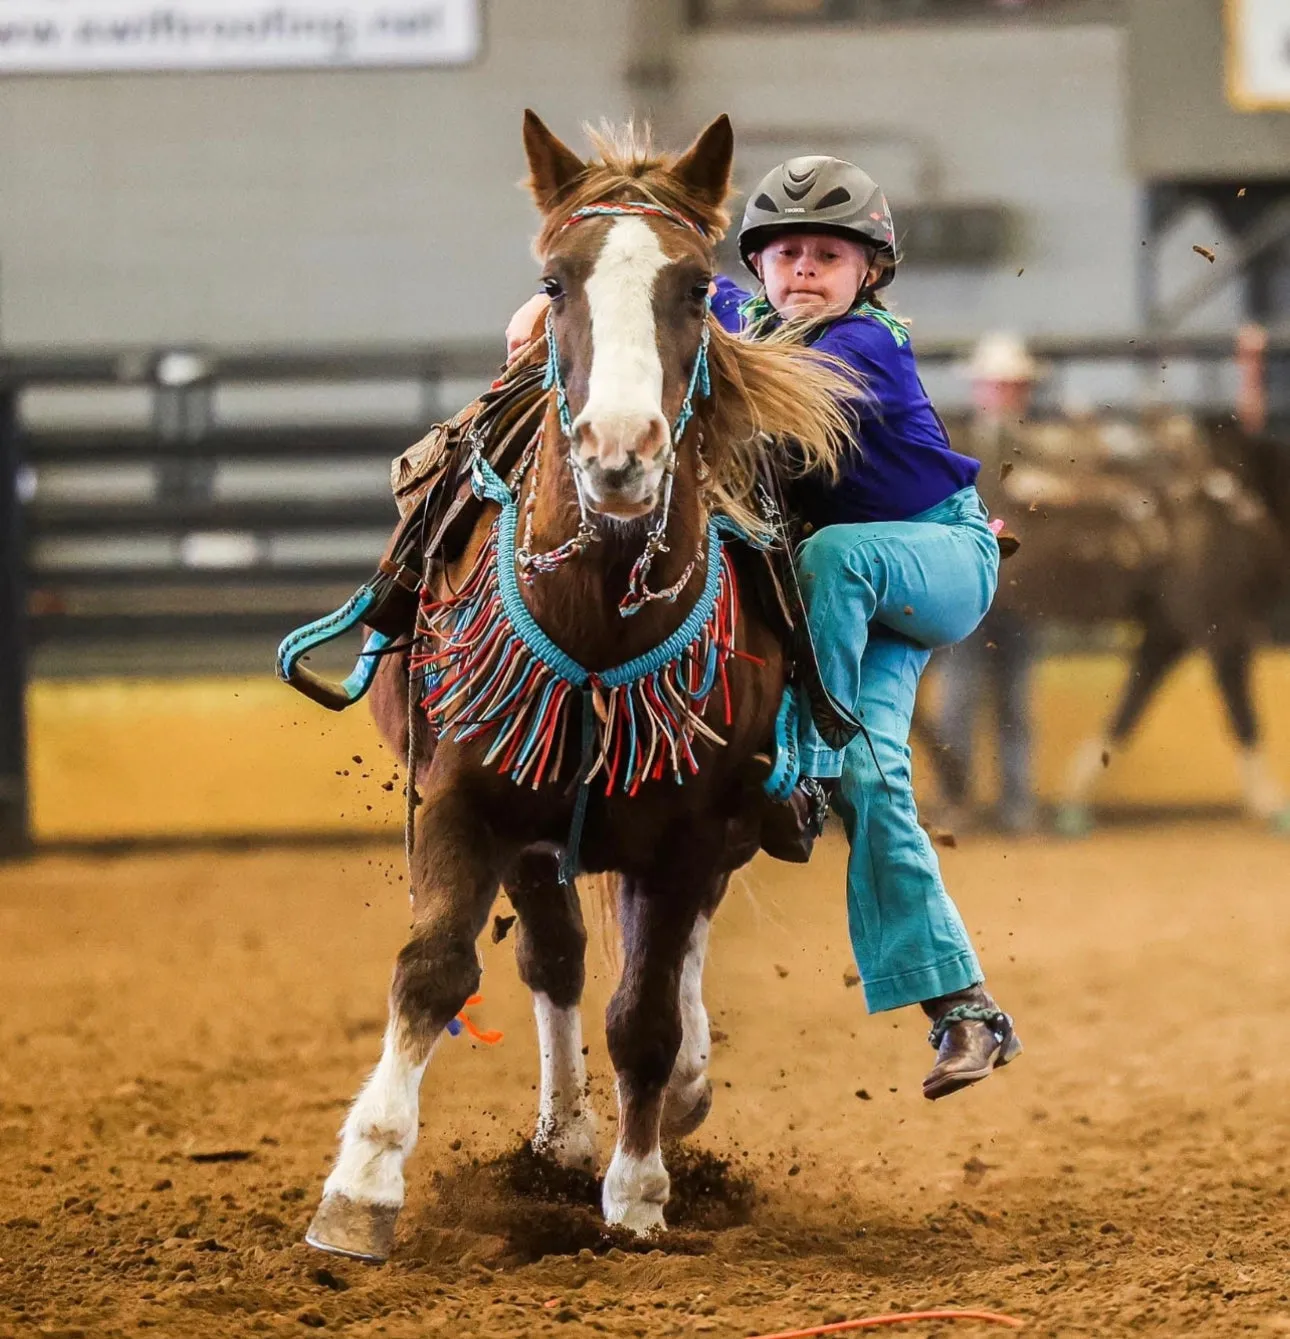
[753,192,780,213]
[814,186,852,210]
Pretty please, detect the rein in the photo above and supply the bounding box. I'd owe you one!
[527,199,714,617]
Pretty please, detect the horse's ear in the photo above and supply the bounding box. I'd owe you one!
[523,109,586,212]
[671,114,734,208]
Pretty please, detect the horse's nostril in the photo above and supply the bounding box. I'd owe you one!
[643,417,669,457]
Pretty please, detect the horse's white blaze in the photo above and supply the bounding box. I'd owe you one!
[574,216,670,473]
[603,1126,669,1236]
[666,916,711,1109]
[1237,746,1287,819]
[532,993,598,1171]
[322,1027,434,1208]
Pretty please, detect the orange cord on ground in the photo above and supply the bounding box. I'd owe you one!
[746,1308,1024,1339]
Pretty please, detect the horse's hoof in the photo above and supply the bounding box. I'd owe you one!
[532,1117,599,1174]
[661,1078,712,1140]
[602,1151,669,1236]
[1053,804,1092,838]
[305,1193,398,1263]
[607,1199,667,1237]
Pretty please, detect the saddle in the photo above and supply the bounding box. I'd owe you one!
[362,348,549,638]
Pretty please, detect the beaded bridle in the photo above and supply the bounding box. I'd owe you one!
[514,200,714,617]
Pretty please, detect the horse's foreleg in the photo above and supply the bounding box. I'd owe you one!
[505,847,598,1172]
[1209,641,1289,826]
[602,873,710,1235]
[1057,622,1186,834]
[307,783,502,1262]
[660,875,728,1139]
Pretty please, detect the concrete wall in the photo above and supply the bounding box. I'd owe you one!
[0,10,1164,349]
[0,0,630,347]
[1128,0,1290,181]
[683,21,1139,341]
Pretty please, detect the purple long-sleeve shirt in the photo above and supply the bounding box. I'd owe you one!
[711,274,979,528]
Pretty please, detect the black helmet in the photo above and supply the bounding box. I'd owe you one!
[738,156,898,289]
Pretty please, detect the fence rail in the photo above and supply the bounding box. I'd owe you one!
[1,329,1286,855]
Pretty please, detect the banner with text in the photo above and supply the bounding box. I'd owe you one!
[0,0,480,72]
[1227,0,1290,111]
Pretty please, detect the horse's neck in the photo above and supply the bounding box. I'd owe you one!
[522,426,709,672]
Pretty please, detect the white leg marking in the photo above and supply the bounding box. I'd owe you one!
[1237,746,1287,819]
[573,216,671,472]
[665,916,711,1117]
[322,1026,434,1209]
[1061,735,1109,806]
[532,993,598,1171]
[603,1110,669,1237]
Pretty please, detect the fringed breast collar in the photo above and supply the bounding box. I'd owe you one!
[409,451,759,882]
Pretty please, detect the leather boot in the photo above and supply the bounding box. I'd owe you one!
[921,984,1022,1101]
[759,777,834,863]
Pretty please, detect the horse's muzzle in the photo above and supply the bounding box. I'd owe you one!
[576,452,664,519]
[573,411,669,517]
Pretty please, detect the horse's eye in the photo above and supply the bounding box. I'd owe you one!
[691,279,712,303]
[542,276,564,300]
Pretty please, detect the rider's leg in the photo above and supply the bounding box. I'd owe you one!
[761,490,997,863]
[833,634,1021,1099]
[832,634,979,1008]
[790,490,1021,1098]
[794,488,999,781]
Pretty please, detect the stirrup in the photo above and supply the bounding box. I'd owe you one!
[276,585,394,712]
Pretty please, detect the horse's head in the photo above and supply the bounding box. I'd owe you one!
[522,110,734,522]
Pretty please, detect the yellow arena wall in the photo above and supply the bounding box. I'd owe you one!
[29,650,1290,842]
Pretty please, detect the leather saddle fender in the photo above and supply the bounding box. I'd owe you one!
[740,457,863,753]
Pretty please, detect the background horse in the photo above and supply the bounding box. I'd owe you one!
[925,418,1290,832]
[304,111,849,1261]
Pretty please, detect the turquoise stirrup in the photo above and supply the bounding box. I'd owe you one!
[275,584,394,712]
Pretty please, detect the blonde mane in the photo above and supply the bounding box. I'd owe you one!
[531,121,854,539]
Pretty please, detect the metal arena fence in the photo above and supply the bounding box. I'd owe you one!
[1,328,1287,854]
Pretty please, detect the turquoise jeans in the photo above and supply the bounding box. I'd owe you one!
[796,487,1000,1013]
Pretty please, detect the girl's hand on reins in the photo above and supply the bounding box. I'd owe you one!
[506,293,552,363]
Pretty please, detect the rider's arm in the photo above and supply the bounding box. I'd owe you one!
[709,274,750,335]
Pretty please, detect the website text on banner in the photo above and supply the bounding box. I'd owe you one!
[0,0,480,72]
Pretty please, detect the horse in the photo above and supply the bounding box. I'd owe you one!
[930,416,1290,833]
[302,111,851,1262]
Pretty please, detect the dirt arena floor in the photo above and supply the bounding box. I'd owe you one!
[2,821,1288,1338]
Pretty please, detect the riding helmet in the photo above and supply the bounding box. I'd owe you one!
[737,156,898,289]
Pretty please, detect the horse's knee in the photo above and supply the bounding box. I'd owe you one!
[390,932,480,1046]
[606,991,680,1093]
